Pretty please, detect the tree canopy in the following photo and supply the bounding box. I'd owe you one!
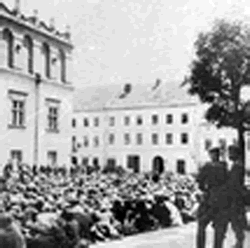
[186,19,250,129]
[184,19,250,169]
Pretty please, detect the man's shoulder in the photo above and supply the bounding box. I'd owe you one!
[200,163,213,172]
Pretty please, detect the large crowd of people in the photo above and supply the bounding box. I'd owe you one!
[0,163,200,248]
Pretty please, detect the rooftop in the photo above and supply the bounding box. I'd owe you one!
[73,80,199,112]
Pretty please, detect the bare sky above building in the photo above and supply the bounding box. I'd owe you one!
[3,0,250,88]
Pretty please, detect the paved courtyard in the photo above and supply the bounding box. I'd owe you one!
[92,222,250,248]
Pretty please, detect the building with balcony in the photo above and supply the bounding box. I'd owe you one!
[0,2,74,168]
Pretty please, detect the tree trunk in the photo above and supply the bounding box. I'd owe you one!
[237,125,245,185]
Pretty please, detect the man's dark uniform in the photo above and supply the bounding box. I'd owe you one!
[227,160,247,248]
[196,151,229,248]
[207,151,247,248]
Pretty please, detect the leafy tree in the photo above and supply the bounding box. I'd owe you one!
[184,19,250,180]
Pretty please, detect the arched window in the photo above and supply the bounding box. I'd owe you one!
[59,49,66,83]
[42,43,50,78]
[3,28,14,68]
[23,35,33,74]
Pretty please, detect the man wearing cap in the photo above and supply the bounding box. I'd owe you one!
[196,147,229,248]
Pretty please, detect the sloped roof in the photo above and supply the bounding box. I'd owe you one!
[73,84,123,112]
[73,81,199,112]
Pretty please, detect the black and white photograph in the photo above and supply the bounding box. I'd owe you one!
[0,0,250,247]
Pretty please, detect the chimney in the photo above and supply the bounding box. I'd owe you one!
[49,17,55,31]
[152,78,161,90]
[14,0,21,15]
[65,25,71,39]
[33,9,38,23]
[124,83,132,94]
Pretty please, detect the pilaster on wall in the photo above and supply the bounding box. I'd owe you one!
[0,28,8,68]
[33,40,43,77]
[13,33,25,71]
[66,52,73,84]
[50,46,60,81]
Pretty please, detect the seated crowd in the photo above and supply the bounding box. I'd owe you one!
[0,163,200,248]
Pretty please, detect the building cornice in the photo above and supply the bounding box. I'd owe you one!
[0,3,73,49]
[0,67,74,91]
[73,102,198,113]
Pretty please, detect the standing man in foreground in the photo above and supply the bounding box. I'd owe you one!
[196,147,229,248]
[226,145,247,248]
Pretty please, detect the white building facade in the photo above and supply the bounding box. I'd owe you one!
[72,82,239,174]
[0,2,74,168]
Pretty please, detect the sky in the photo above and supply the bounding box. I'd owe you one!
[3,0,250,89]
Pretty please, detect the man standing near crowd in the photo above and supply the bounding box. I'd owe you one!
[226,145,247,248]
[196,147,229,248]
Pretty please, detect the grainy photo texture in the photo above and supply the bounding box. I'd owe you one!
[0,1,250,247]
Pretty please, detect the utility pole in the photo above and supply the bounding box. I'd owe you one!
[34,73,41,167]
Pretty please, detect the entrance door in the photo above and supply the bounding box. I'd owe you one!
[177,159,186,174]
[10,150,22,168]
[47,151,57,166]
[152,156,164,174]
[127,155,141,173]
[107,158,116,167]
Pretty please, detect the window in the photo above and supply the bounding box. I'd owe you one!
[83,118,89,127]
[152,133,158,145]
[59,49,66,83]
[166,133,173,145]
[107,158,116,167]
[42,43,50,78]
[47,151,57,166]
[94,117,99,127]
[23,35,33,74]
[3,28,14,68]
[11,99,25,127]
[177,160,186,174]
[72,136,77,152]
[152,114,158,125]
[124,133,130,145]
[181,133,188,144]
[233,138,238,146]
[109,116,115,126]
[108,133,115,145]
[10,150,22,163]
[83,136,89,147]
[136,115,143,125]
[181,113,188,124]
[166,114,173,124]
[124,116,130,126]
[93,136,99,147]
[72,118,76,128]
[136,133,143,145]
[71,156,78,165]
[205,139,212,150]
[82,157,89,166]
[219,138,227,159]
[93,157,99,167]
[48,106,59,131]
[219,138,226,150]
[247,138,250,151]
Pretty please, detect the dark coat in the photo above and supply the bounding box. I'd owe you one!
[0,214,26,248]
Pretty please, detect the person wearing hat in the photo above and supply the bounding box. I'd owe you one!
[196,146,229,248]
[221,145,247,248]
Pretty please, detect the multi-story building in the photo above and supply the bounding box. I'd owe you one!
[72,81,238,174]
[0,2,74,168]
